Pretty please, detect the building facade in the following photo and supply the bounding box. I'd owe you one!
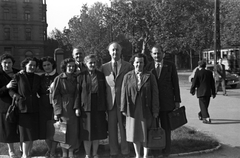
[0,0,47,68]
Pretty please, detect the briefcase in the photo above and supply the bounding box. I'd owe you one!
[168,106,187,130]
[146,119,166,149]
[46,120,67,143]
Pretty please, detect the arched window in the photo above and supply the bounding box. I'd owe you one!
[24,10,31,21]
[4,28,10,40]
[25,51,33,57]
[25,28,31,40]
[4,9,10,19]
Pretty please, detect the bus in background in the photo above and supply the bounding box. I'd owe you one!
[202,47,240,74]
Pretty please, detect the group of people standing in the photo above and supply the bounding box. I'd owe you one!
[0,41,182,158]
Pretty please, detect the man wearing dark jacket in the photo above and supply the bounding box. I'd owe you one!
[190,60,216,124]
[145,45,181,156]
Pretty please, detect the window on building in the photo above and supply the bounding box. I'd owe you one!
[4,47,12,54]
[24,10,31,21]
[3,0,9,1]
[24,0,30,2]
[25,28,31,40]
[4,9,10,19]
[4,28,10,40]
[25,51,33,57]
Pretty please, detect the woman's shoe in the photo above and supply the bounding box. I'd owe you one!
[9,151,18,158]
[93,155,99,158]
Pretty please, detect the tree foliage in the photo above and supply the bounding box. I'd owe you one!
[49,0,240,68]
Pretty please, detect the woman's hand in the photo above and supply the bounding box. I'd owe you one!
[6,80,16,89]
[153,113,158,118]
[75,109,81,117]
[54,115,60,121]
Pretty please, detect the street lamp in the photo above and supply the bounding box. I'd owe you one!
[214,0,220,69]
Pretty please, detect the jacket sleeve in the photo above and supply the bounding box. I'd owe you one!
[52,76,62,116]
[150,73,160,115]
[190,71,199,94]
[120,74,128,114]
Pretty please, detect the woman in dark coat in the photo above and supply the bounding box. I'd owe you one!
[52,58,79,158]
[75,54,107,158]
[38,56,58,157]
[121,53,159,158]
[0,53,19,158]
[9,57,41,158]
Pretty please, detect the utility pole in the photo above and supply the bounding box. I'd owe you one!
[214,0,220,69]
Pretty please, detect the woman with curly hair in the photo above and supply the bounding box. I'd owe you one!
[52,58,79,158]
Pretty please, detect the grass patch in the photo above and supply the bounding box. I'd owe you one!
[0,126,219,157]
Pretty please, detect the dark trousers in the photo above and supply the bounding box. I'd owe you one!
[198,97,211,118]
[159,111,171,153]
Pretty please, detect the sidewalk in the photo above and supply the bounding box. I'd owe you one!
[176,74,240,158]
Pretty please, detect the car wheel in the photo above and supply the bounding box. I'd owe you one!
[230,84,237,88]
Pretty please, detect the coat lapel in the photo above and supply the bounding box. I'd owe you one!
[159,61,168,80]
[22,72,32,92]
[138,72,150,90]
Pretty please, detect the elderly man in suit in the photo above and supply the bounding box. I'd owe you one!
[216,58,227,96]
[72,46,87,73]
[145,45,181,156]
[190,60,216,124]
[101,42,133,158]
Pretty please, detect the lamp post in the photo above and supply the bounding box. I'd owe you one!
[214,0,220,69]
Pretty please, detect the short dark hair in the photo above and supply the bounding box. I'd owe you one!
[20,57,39,70]
[0,53,15,65]
[60,58,76,72]
[151,45,164,53]
[199,60,206,68]
[39,56,56,71]
[129,53,148,68]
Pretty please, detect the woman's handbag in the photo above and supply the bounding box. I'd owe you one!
[146,118,166,149]
[46,119,67,143]
[168,106,188,130]
[5,96,18,123]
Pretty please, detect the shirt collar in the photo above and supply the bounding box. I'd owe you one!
[45,69,57,76]
[155,61,162,68]
[111,59,122,66]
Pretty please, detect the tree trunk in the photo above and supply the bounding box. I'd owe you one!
[190,50,193,70]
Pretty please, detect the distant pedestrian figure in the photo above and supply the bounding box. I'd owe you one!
[190,60,216,124]
[215,58,227,96]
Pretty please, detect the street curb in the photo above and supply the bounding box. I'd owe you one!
[0,143,222,158]
[165,143,221,157]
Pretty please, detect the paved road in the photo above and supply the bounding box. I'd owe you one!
[176,73,240,158]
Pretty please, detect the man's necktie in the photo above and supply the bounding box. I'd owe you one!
[113,62,117,78]
[156,63,161,78]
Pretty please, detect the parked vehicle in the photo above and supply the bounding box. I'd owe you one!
[189,64,240,88]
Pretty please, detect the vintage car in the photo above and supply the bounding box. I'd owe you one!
[188,64,240,88]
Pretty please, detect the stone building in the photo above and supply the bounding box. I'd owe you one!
[0,0,47,68]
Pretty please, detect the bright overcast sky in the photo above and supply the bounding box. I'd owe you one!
[47,0,110,35]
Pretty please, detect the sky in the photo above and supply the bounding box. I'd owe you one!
[46,0,110,36]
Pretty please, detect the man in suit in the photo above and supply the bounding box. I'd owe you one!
[216,58,227,96]
[101,42,133,158]
[145,45,181,156]
[72,46,87,73]
[190,60,216,124]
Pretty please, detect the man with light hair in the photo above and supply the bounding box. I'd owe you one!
[101,42,133,158]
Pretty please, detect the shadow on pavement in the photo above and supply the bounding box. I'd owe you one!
[210,119,240,125]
